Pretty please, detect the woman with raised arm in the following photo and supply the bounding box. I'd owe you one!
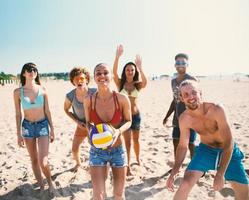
[64,67,96,171]
[13,63,55,193]
[84,63,132,200]
[113,45,147,176]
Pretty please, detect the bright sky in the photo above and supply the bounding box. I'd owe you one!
[0,0,249,76]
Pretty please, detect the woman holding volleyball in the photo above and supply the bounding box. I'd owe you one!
[84,63,132,200]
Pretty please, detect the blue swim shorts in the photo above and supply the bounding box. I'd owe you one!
[172,127,197,144]
[130,113,141,131]
[89,145,127,167]
[22,118,49,138]
[187,143,249,184]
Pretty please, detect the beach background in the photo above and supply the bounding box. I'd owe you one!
[0,77,249,200]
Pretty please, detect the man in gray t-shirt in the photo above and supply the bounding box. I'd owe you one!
[163,53,197,161]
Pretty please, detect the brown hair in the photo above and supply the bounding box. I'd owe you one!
[20,63,41,86]
[69,67,90,85]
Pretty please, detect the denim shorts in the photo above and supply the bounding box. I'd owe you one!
[172,127,197,144]
[130,113,141,131]
[89,145,127,167]
[22,118,49,138]
[187,143,249,184]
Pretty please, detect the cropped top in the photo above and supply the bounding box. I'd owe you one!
[20,87,44,110]
[120,88,139,98]
[66,88,97,122]
[90,91,123,126]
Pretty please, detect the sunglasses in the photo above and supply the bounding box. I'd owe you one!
[95,71,109,77]
[26,67,37,73]
[175,61,188,66]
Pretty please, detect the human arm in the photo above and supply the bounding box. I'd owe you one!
[113,44,123,89]
[166,114,190,191]
[13,89,24,147]
[43,87,54,143]
[213,105,233,191]
[163,99,175,126]
[64,97,85,129]
[111,94,132,146]
[135,55,147,89]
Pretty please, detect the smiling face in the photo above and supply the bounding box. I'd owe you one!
[125,64,136,79]
[180,83,202,110]
[175,57,188,75]
[94,64,111,87]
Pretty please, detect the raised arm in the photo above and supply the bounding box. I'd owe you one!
[43,87,54,143]
[135,55,147,89]
[213,105,233,191]
[113,44,123,89]
[166,114,190,191]
[13,88,24,147]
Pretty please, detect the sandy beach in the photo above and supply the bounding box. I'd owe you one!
[0,78,249,200]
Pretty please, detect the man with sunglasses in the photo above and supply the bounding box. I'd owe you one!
[163,53,198,163]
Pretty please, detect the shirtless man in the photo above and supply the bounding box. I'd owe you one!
[166,80,249,200]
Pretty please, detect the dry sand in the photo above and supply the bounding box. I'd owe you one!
[0,78,249,200]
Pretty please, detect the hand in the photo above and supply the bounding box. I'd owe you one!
[116,44,124,58]
[213,173,224,191]
[166,174,176,192]
[163,117,168,126]
[17,135,25,148]
[50,129,55,143]
[78,121,86,130]
[110,127,121,147]
[135,55,142,71]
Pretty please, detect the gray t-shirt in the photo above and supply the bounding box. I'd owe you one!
[171,74,197,126]
[66,88,97,122]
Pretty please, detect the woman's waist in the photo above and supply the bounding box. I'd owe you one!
[23,111,46,122]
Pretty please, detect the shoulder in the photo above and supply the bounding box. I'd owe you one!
[115,92,129,103]
[13,87,21,96]
[66,89,76,100]
[40,85,47,96]
[67,89,76,96]
[185,74,198,81]
[178,111,192,128]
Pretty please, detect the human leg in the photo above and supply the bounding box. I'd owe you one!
[24,138,44,189]
[230,182,249,200]
[173,139,179,160]
[132,129,140,165]
[123,130,131,175]
[90,166,107,200]
[112,167,126,200]
[174,170,203,200]
[37,136,54,192]
[72,126,87,169]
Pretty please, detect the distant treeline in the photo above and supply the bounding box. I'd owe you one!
[39,72,69,80]
[0,71,70,85]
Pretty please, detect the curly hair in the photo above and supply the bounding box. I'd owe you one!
[69,67,90,85]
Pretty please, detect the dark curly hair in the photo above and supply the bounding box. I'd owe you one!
[69,67,90,85]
